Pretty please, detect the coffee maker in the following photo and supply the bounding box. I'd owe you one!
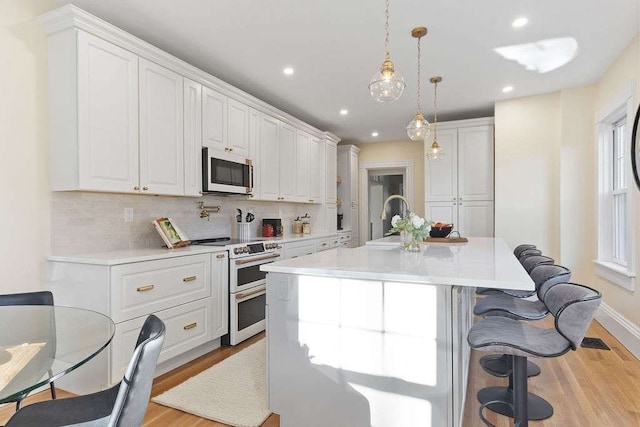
[337,213,344,230]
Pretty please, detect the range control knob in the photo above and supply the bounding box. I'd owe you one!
[233,248,241,255]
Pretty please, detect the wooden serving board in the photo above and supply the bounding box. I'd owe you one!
[423,237,469,243]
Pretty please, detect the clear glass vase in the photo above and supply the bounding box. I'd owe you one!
[401,231,422,252]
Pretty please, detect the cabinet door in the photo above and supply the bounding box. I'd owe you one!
[326,204,337,234]
[295,130,311,202]
[458,200,494,237]
[227,98,249,157]
[248,108,261,199]
[202,86,227,151]
[259,114,280,201]
[458,125,494,201]
[350,204,359,247]
[325,141,337,203]
[349,150,359,204]
[211,251,229,339]
[183,78,202,196]
[279,123,296,201]
[309,137,324,203]
[77,31,139,193]
[425,129,458,201]
[425,201,457,227]
[139,58,184,195]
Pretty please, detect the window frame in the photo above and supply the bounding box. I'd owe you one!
[594,86,637,291]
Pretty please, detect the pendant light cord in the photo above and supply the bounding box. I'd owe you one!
[384,0,390,61]
[416,35,422,114]
[433,79,438,141]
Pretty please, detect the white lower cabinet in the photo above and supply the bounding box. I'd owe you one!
[283,240,317,259]
[111,297,213,384]
[426,200,494,237]
[48,250,228,393]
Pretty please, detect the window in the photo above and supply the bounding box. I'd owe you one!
[595,91,636,290]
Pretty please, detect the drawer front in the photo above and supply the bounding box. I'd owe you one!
[338,233,351,241]
[285,244,316,259]
[111,254,210,322]
[317,238,332,252]
[110,297,213,384]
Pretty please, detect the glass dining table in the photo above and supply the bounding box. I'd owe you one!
[0,305,115,404]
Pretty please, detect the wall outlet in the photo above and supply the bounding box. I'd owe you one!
[124,208,134,222]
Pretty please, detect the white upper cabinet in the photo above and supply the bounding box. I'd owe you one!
[279,123,297,201]
[425,121,494,202]
[227,98,250,156]
[202,87,227,151]
[202,87,249,157]
[295,130,311,202]
[457,126,494,201]
[325,140,337,204]
[259,114,280,201]
[183,78,202,196]
[52,30,139,193]
[139,58,184,195]
[309,137,324,203]
[40,6,337,199]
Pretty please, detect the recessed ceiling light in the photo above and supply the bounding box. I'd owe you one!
[512,17,528,28]
[283,67,294,76]
[340,109,349,115]
[502,86,514,93]
[371,131,379,137]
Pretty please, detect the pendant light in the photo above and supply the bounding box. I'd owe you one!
[406,27,430,141]
[368,0,405,102]
[426,76,444,160]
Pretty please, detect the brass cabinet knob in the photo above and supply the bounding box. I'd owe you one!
[142,186,148,191]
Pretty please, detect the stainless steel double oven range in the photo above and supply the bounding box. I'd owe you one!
[193,238,281,345]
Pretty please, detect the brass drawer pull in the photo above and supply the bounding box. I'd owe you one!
[183,276,197,282]
[136,285,154,292]
[183,322,197,330]
[216,253,226,259]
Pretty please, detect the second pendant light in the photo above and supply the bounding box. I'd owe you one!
[406,27,430,141]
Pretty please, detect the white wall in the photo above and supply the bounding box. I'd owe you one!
[494,93,561,258]
[0,0,57,293]
[495,35,640,331]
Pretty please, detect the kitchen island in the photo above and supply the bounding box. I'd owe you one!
[262,237,533,427]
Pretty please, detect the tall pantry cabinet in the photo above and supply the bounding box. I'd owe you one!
[337,145,360,247]
[425,118,494,237]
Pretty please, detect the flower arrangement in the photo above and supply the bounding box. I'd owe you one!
[387,212,433,251]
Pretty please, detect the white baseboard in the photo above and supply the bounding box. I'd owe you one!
[594,302,640,360]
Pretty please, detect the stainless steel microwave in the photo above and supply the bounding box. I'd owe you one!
[201,147,253,195]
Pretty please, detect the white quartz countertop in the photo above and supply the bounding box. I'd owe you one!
[262,237,534,290]
[47,232,335,265]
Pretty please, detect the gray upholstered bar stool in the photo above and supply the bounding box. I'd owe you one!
[513,244,536,258]
[473,264,572,419]
[468,282,602,427]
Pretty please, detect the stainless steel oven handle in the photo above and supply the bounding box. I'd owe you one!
[235,252,280,265]
[235,286,266,300]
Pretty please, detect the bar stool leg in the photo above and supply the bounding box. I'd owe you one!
[513,355,529,426]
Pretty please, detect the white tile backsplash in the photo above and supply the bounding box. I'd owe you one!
[51,192,327,254]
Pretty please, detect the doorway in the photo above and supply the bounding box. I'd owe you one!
[369,172,404,240]
[358,160,414,245]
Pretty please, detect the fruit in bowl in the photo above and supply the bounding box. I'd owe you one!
[429,222,453,238]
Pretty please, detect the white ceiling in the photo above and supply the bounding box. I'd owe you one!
[55,0,639,143]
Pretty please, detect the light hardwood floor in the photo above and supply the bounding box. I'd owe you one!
[2,321,639,426]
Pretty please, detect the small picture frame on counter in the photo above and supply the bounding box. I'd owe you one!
[153,217,191,248]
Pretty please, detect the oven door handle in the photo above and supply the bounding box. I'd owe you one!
[235,253,280,265]
[235,285,266,300]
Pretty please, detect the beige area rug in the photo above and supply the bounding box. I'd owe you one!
[152,339,270,427]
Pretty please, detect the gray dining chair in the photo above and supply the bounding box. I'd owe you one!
[5,314,166,427]
[0,291,57,411]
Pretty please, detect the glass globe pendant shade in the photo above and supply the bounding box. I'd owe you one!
[406,112,431,141]
[426,141,444,160]
[369,60,406,102]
